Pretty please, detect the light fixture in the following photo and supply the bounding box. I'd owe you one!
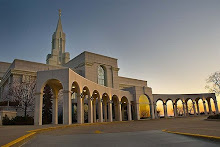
[83,89,86,93]
[90,96,94,101]
[101,99,103,103]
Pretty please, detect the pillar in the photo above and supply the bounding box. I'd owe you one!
[154,104,158,119]
[150,103,155,119]
[127,102,132,121]
[108,101,113,122]
[77,93,83,124]
[208,100,213,115]
[196,101,200,115]
[104,102,108,122]
[98,99,103,122]
[163,103,168,118]
[118,102,122,121]
[214,100,219,114]
[63,90,72,125]
[52,94,58,124]
[203,101,208,115]
[135,102,140,120]
[88,98,93,123]
[193,101,196,116]
[173,103,177,117]
[182,102,186,116]
[34,93,43,125]
[93,101,96,122]
[185,102,189,116]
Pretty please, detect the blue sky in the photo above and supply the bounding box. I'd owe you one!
[1,0,220,97]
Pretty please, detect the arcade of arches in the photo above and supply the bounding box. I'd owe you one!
[34,69,219,125]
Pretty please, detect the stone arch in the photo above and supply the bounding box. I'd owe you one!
[40,79,64,125]
[121,96,129,121]
[206,97,216,114]
[185,98,195,115]
[195,97,204,115]
[156,99,164,118]
[81,86,91,123]
[175,98,184,116]
[71,81,80,123]
[166,99,174,117]
[139,95,151,119]
[102,93,110,122]
[92,90,101,122]
[112,95,120,121]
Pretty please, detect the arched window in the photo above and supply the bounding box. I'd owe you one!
[98,65,106,86]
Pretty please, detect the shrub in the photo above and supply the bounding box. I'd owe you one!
[2,115,34,125]
[207,114,220,119]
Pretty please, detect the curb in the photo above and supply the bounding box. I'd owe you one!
[162,129,220,140]
[1,120,130,147]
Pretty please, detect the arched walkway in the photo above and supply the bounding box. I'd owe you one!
[156,99,164,118]
[112,95,121,121]
[166,100,174,117]
[139,95,151,119]
[176,99,184,116]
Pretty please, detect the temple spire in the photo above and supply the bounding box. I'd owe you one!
[56,9,63,32]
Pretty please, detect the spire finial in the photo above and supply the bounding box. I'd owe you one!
[59,9,61,17]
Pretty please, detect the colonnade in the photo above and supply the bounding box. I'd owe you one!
[154,98,219,119]
[35,88,132,125]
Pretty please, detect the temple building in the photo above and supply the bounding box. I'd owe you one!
[0,10,219,125]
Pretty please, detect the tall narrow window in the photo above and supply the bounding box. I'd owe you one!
[98,65,106,86]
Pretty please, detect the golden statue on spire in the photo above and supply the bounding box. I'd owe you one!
[59,9,61,17]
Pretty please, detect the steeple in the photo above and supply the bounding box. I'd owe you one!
[46,9,70,66]
[56,9,63,32]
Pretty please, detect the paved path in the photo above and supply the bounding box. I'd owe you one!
[23,130,220,147]
[1,116,220,146]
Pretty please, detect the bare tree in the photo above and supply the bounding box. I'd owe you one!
[177,106,184,116]
[7,80,36,117]
[206,71,220,95]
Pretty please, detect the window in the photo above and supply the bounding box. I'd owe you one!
[98,65,106,86]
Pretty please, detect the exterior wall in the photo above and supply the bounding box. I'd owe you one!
[0,62,11,81]
[64,52,86,76]
[0,111,17,125]
[118,76,147,89]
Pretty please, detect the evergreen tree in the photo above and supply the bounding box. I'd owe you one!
[42,84,53,124]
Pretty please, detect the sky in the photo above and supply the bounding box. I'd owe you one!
[1,0,220,106]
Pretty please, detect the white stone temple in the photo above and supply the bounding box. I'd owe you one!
[0,10,218,125]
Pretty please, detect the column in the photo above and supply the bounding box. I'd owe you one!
[77,93,83,124]
[203,101,208,115]
[118,102,122,121]
[136,102,140,120]
[182,102,186,116]
[108,101,113,122]
[88,98,93,123]
[163,103,168,118]
[208,100,213,115]
[214,100,219,114]
[154,104,158,119]
[93,102,96,122]
[127,102,132,121]
[185,103,189,116]
[98,99,103,122]
[121,105,125,121]
[151,103,155,119]
[34,93,43,125]
[52,94,58,124]
[193,101,196,116]
[63,90,72,125]
[196,101,200,116]
[104,102,108,122]
[173,103,177,117]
